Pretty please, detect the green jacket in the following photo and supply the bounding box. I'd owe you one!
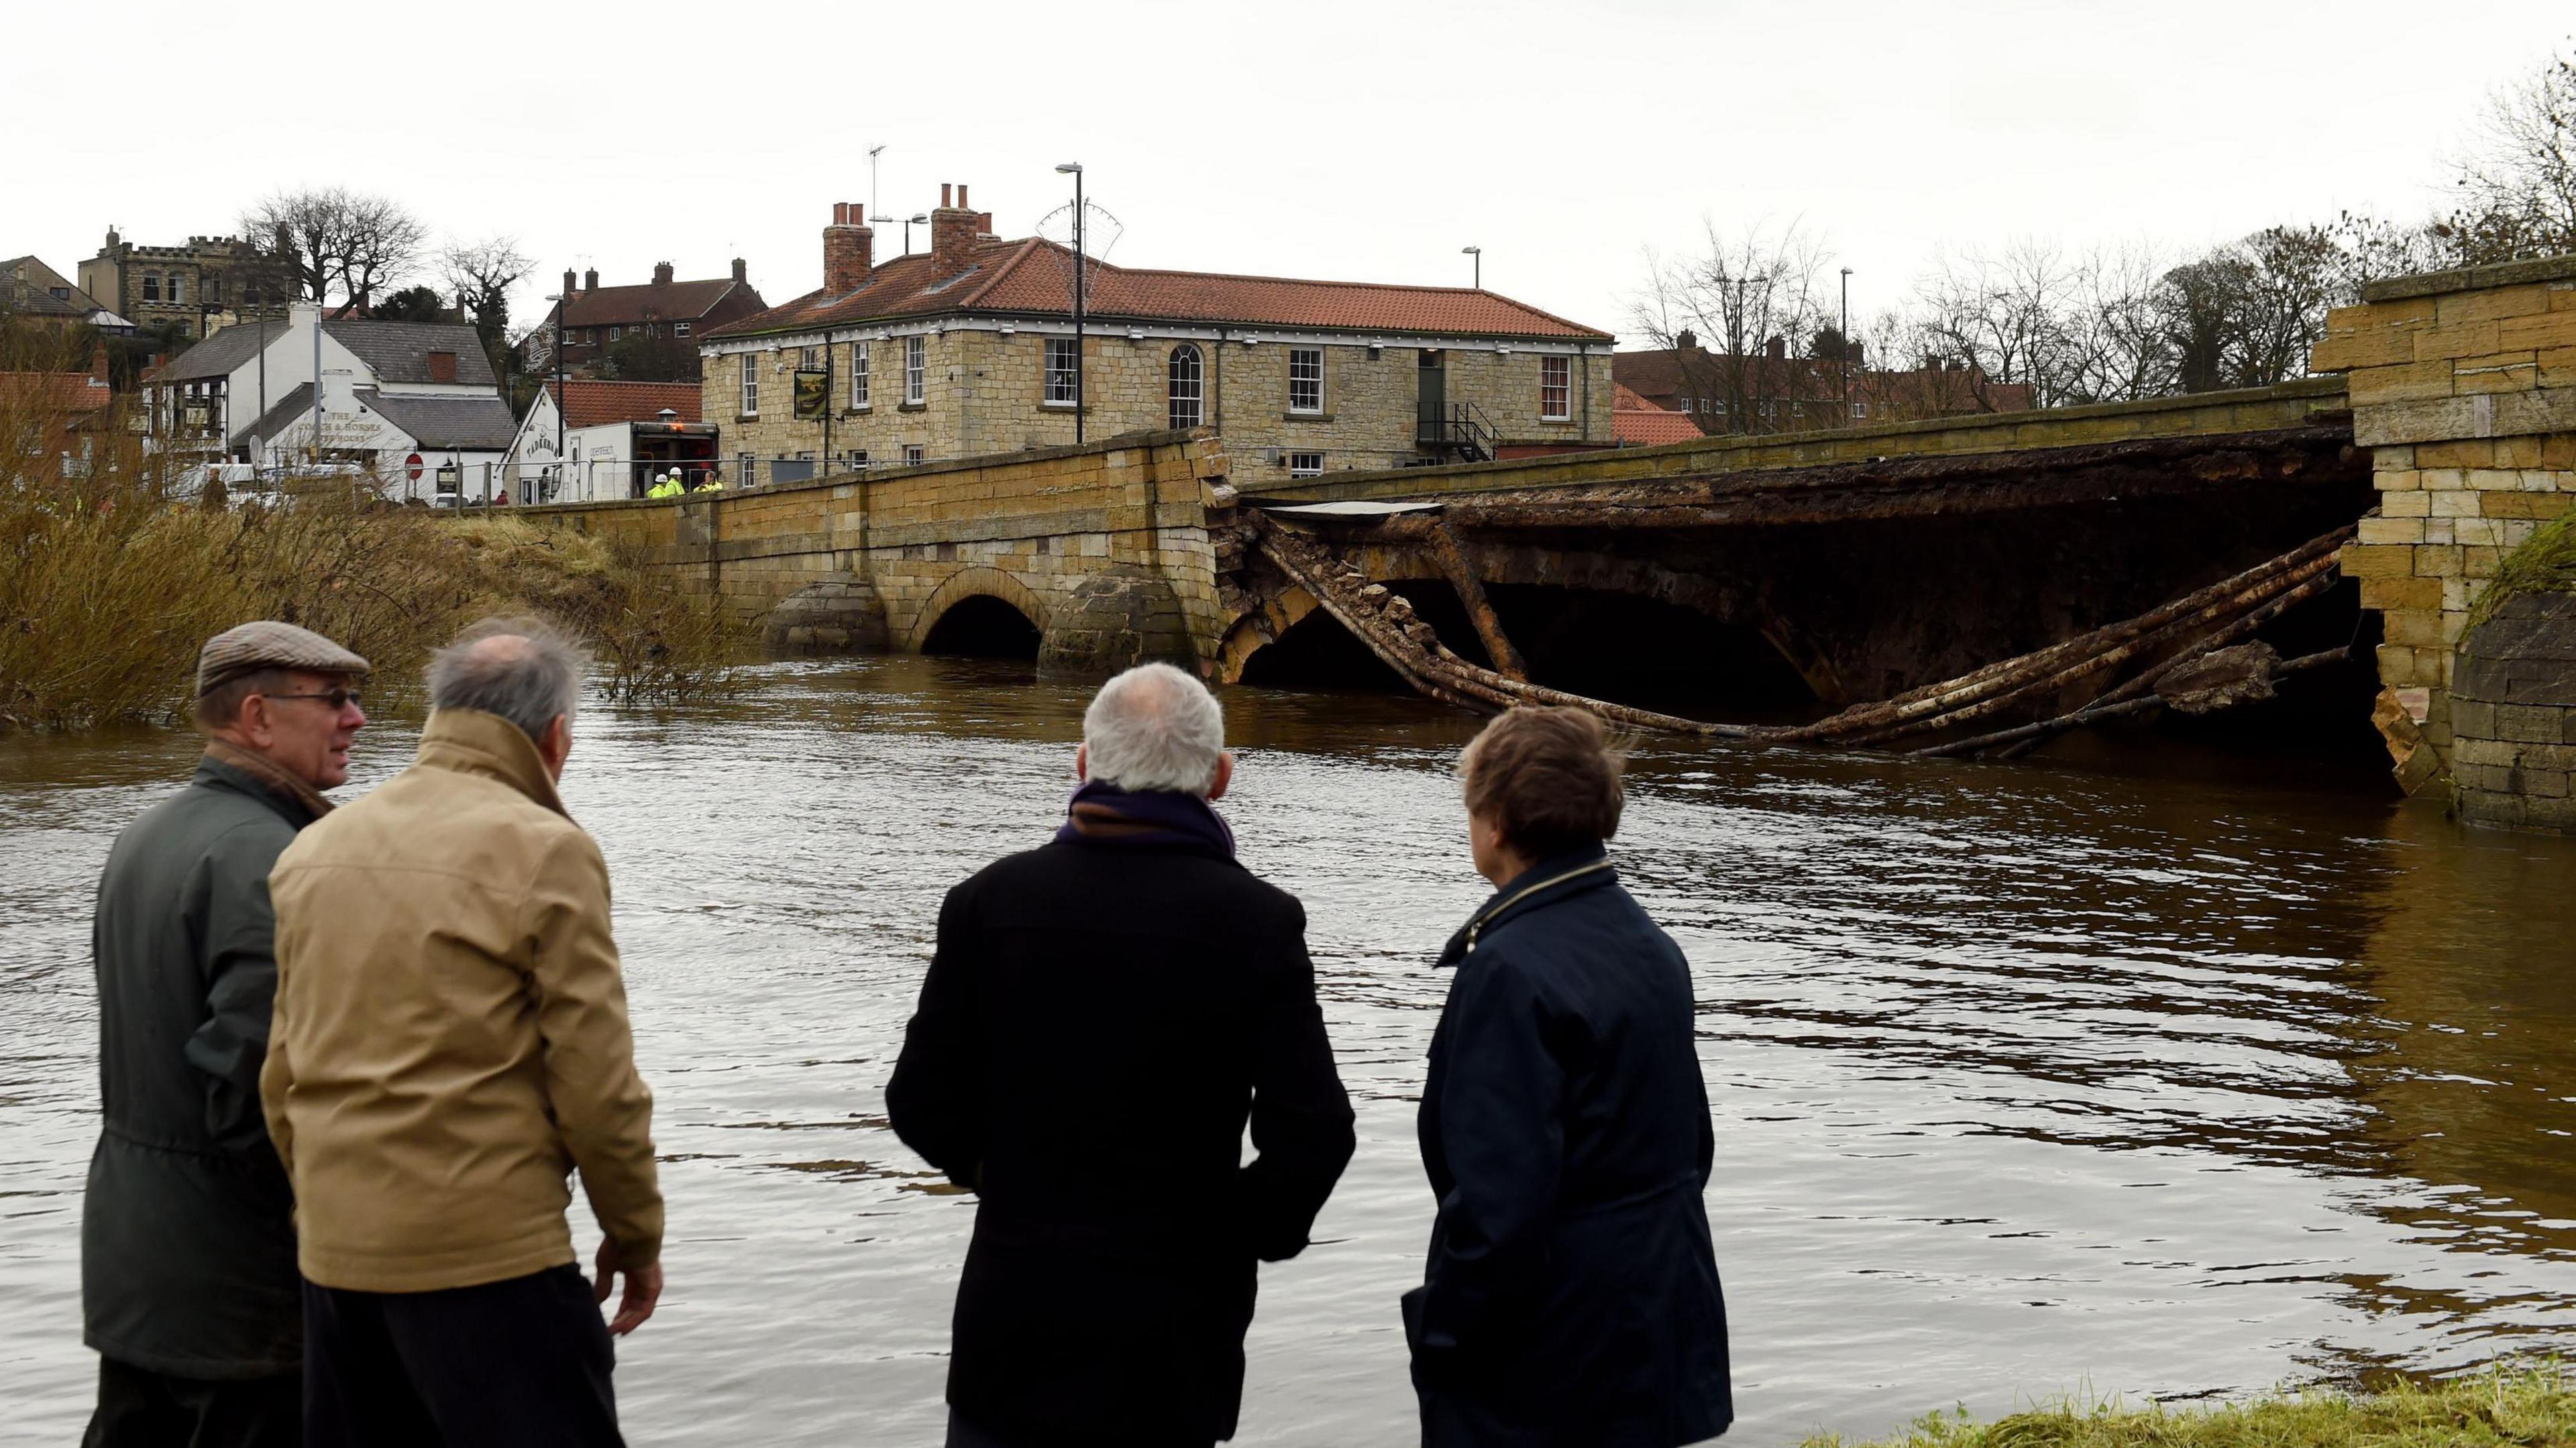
[83,754,318,1378]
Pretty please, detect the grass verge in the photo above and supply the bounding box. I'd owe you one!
[1796,1362,2576,1448]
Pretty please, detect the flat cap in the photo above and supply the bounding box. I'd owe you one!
[195,620,371,698]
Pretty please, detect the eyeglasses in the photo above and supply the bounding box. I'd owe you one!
[260,688,364,710]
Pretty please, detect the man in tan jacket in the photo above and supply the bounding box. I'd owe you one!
[263,618,662,1448]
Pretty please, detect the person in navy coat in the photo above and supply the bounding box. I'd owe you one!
[1403,706,1732,1448]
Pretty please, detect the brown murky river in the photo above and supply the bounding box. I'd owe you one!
[5,657,2575,1445]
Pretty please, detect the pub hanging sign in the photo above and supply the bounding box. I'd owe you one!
[792,368,830,420]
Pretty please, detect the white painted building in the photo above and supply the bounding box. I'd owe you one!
[145,306,519,498]
[502,379,717,503]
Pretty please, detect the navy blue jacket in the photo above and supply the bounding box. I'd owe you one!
[1406,846,1732,1447]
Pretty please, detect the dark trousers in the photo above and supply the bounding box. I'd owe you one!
[86,1357,300,1448]
[301,1264,621,1448]
[947,1408,1216,1448]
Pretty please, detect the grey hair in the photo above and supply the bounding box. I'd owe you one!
[426,616,589,743]
[1083,663,1226,795]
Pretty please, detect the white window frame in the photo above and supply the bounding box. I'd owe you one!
[674,321,691,337]
[141,274,160,302]
[1167,344,1203,429]
[1044,337,1080,405]
[167,274,184,305]
[904,335,926,404]
[903,443,925,465]
[1286,347,1324,414]
[799,345,819,370]
[1539,355,1570,421]
[739,353,759,416]
[1288,451,1324,478]
[851,341,871,408]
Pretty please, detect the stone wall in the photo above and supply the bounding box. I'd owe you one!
[525,429,1232,673]
[2309,253,2576,799]
[2449,592,2576,832]
[705,332,1611,474]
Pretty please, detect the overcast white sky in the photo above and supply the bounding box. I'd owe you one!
[11,1,2571,343]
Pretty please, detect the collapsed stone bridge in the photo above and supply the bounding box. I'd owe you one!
[526,375,2375,739]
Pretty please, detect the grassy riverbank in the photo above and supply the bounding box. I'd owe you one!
[1799,1363,2576,1448]
[1,467,743,731]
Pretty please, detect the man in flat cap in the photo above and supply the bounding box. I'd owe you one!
[83,620,368,1448]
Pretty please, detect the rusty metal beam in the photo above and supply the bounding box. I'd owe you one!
[1417,521,1528,681]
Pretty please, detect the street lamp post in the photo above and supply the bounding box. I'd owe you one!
[1839,267,1854,425]
[544,292,568,501]
[899,214,928,256]
[1462,245,1481,288]
[1056,162,1085,445]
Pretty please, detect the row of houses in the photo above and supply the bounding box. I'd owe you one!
[13,187,2030,502]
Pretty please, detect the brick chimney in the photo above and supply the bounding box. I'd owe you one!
[731,257,747,284]
[562,268,577,299]
[929,182,979,276]
[584,268,598,291]
[824,202,875,294]
[1764,335,1786,362]
[652,261,674,286]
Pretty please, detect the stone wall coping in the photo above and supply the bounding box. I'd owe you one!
[2359,252,2576,303]
[511,425,1214,516]
[1244,376,2348,502]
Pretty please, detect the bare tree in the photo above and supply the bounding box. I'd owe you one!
[243,187,427,315]
[1631,220,1839,434]
[2438,43,2576,265]
[440,237,531,370]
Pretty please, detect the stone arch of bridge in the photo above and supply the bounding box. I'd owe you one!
[1216,585,1321,684]
[906,567,1054,655]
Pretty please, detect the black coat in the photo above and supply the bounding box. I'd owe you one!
[1405,846,1732,1448]
[84,755,317,1379]
[888,834,1357,1447]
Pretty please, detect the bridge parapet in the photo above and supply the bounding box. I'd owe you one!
[521,428,1232,673]
[1239,378,2351,506]
[2312,252,2576,817]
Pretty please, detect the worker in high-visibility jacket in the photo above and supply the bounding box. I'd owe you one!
[691,476,724,494]
[645,472,684,499]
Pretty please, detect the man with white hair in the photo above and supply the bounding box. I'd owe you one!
[264,618,661,1447]
[891,662,1356,1448]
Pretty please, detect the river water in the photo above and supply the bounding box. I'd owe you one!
[4,657,2574,1447]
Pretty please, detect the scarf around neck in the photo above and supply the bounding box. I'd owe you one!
[1054,778,1236,858]
[203,738,335,824]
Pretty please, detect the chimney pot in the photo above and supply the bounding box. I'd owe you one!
[824,203,876,294]
[928,184,978,276]
[584,268,598,291]
[563,268,577,298]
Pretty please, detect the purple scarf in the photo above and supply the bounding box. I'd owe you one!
[1054,779,1236,857]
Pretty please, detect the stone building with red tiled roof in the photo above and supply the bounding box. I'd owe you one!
[700,184,1615,480]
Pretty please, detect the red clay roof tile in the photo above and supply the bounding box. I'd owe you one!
[707,238,1609,343]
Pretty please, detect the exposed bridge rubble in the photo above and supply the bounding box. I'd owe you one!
[1246,510,2360,763]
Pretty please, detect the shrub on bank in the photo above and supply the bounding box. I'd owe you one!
[1,423,743,730]
[1799,1362,2575,1448]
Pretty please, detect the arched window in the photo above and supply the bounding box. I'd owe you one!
[1168,343,1203,429]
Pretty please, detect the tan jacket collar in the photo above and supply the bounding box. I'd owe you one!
[415,708,569,818]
